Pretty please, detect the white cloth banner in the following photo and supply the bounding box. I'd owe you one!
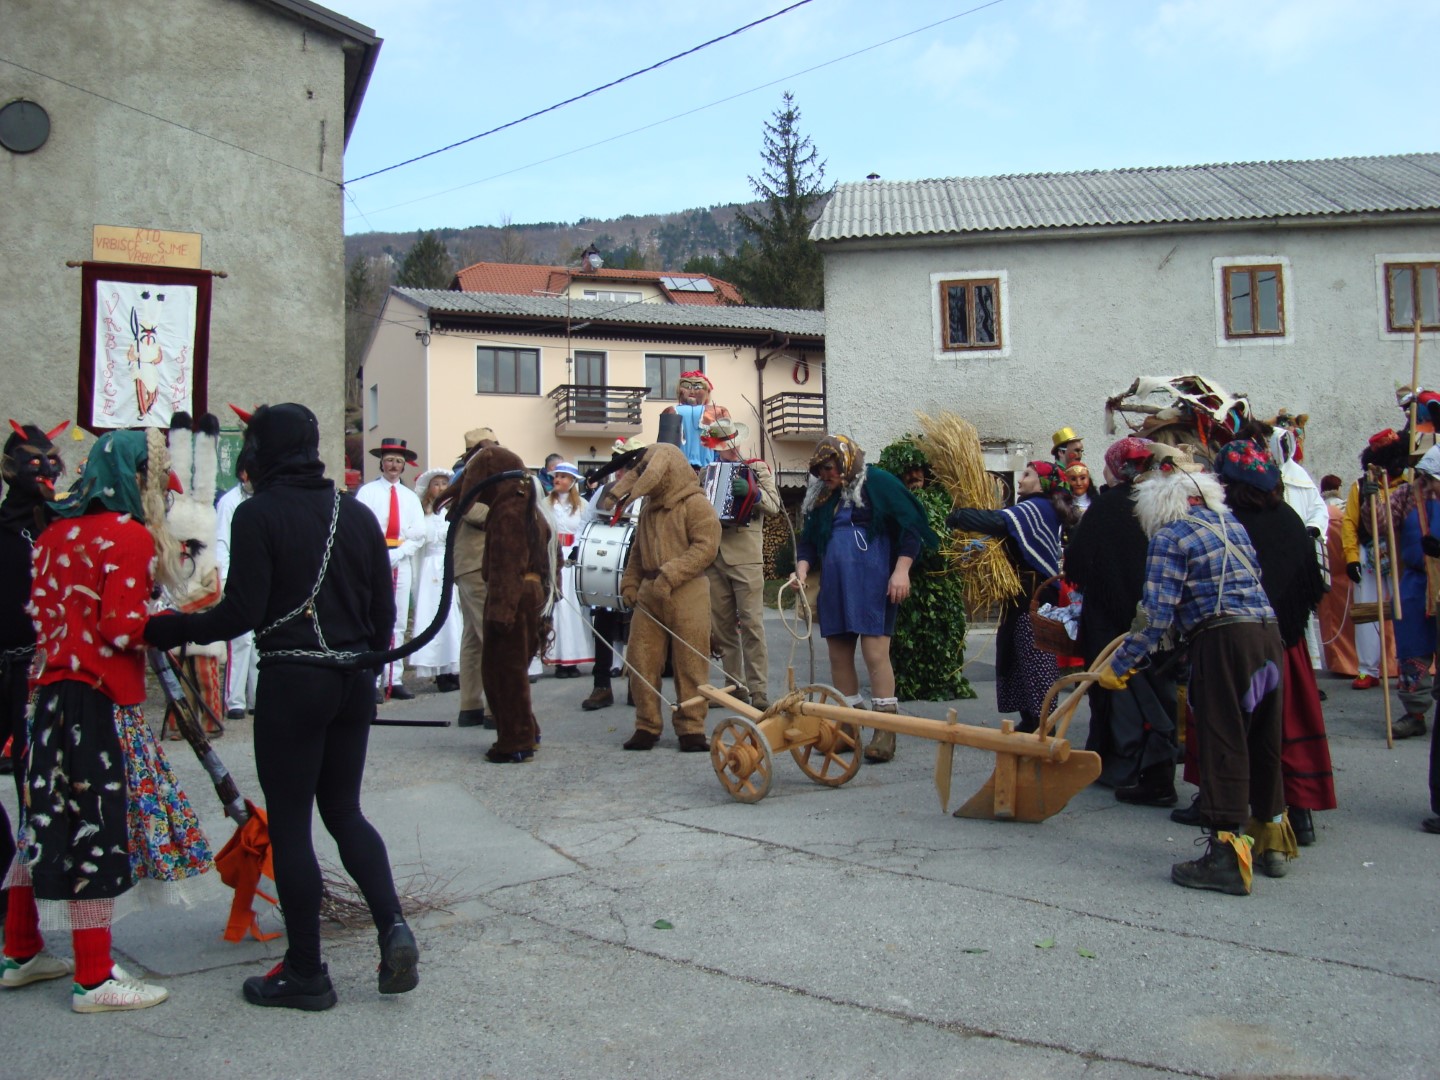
[92,279,198,428]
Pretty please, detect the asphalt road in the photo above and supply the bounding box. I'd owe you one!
[2,614,1436,1079]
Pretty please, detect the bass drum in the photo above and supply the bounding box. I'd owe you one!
[574,520,636,611]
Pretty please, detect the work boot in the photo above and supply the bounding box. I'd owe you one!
[864,700,899,763]
[1289,806,1316,846]
[1392,712,1428,739]
[1171,832,1249,895]
[1115,764,1178,807]
[1170,793,1204,827]
[677,733,709,753]
[456,707,488,728]
[1259,849,1290,878]
[240,960,335,1012]
[581,687,614,711]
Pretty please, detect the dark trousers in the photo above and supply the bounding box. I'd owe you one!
[1188,622,1285,828]
[591,607,624,688]
[0,654,29,894]
[253,665,402,976]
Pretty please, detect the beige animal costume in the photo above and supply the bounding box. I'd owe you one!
[701,421,782,707]
[611,443,721,750]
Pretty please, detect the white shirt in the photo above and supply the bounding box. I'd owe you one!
[356,476,426,566]
[214,483,249,583]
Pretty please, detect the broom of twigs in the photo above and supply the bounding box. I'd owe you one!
[916,410,1022,614]
[318,860,466,931]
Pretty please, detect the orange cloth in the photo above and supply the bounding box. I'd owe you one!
[214,800,281,943]
[1319,504,1395,676]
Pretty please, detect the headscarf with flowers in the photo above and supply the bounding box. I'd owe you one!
[1028,460,1071,495]
[1215,439,1281,492]
[1103,437,1154,485]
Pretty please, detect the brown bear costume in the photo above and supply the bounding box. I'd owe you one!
[445,446,553,763]
[609,443,721,751]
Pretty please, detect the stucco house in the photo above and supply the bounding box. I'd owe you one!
[360,261,826,483]
[2,0,380,474]
[812,153,1440,484]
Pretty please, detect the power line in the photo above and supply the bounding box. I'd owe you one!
[0,54,339,187]
[345,0,816,186]
[349,0,1012,221]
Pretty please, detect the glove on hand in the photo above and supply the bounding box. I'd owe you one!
[647,574,673,604]
[620,584,639,608]
[143,613,189,652]
[1361,480,1380,499]
[1097,666,1132,692]
[1346,561,1363,584]
[1423,536,1440,559]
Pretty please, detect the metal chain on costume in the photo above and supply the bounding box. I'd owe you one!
[256,489,363,664]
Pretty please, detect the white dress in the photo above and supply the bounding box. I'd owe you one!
[408,510,462,677]
[545,497,595,667]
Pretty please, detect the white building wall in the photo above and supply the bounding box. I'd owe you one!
[822,222,1440,485]
[2,0,355,472]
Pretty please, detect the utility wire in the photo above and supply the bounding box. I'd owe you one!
[346,0,815,185]
[350,0,1011,219]
[0,54,338,186]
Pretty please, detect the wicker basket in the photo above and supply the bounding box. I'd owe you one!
[1028,575,1084,659]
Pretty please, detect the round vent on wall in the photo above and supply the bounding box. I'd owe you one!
[0,99,51,153]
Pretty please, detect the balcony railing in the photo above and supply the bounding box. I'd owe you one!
[762,391,827,440]
[548,384,649,436]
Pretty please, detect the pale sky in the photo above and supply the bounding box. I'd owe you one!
[338,0,1440,237]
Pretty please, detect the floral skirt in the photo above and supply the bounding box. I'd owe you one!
[9,681,214,917]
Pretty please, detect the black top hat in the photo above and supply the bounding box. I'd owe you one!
[371,436,418,463]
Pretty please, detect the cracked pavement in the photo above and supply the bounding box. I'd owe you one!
[3,615,1436,1078]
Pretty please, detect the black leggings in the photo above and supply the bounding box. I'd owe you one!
[253,664,402,976]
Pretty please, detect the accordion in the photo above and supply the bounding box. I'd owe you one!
[701,461,759,526]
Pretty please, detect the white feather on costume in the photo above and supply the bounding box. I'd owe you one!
[161,416,226,657]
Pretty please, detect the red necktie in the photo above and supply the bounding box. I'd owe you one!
[386,484,400,546]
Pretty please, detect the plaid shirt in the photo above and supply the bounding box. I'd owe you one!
[1110,507,1275,675]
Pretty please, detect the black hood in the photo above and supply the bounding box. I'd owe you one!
[247,403,328,491]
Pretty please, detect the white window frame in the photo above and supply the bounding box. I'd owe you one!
[1213,255,1294,348]
[930,270,1010,361]
[1374,253,1440,343]
[583,289,642,304]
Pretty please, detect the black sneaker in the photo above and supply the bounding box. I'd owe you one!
[242,960,337,1011]
[378,921,419,995]
[1171,833,1249,895]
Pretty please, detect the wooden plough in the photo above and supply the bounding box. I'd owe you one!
[700,638,1121,821]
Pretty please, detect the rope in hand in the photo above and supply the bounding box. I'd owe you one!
[777,576,815,685]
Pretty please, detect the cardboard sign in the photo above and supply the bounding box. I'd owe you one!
[92,225,202,269]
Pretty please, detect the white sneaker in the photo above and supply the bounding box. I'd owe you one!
[71,964,168,1013]
[0,952,74,988]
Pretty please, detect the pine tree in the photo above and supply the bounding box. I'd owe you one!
[731,93,828,309]
[395,230,455,289]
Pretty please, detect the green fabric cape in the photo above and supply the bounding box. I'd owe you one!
[801,464,939,561]
[54,429,149,520]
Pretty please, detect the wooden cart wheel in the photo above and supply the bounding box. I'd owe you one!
[790,683,863,787]
[711,715,774,803]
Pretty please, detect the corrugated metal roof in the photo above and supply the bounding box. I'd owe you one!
[812,153,1440,241]
[397,288,824,337]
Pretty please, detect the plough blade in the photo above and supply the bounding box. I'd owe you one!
[954,750,1101,822]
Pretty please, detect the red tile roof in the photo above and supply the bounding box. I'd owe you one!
[450,261,744,306]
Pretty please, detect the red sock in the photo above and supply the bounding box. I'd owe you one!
[72,926,113,987]
[3,886,42,959]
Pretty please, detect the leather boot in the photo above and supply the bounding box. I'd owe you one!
[1171,831,1249,895]
[581,686,614,711]
[1289,806,1316,846]
[1393,712,1428,739]
[864,701,898,763]
[1115,763,1178,807]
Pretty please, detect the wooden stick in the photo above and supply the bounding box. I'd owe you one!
[794,700,1073,761]
[1381,472,1403,621]
[1369,468,1395,749]
[1411,313,1423,457]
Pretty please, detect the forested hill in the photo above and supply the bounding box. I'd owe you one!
[343,201,757,273]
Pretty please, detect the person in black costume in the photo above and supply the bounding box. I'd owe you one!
[1064,437,1180,801]
[0,422,66,937]
[144,403,419,1011]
